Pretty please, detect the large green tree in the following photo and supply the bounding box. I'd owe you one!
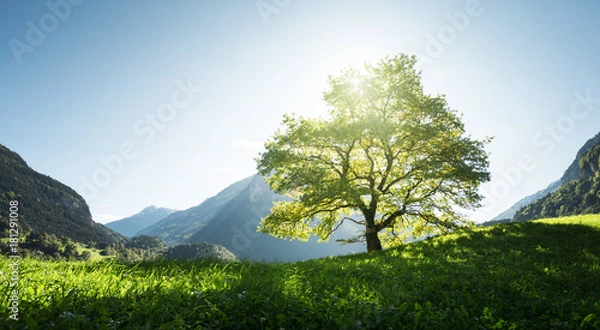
[257,54,490,252]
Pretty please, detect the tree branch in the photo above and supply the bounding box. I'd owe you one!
[340,216,366,226]
[375,205,406,232]
[324,216,366,240]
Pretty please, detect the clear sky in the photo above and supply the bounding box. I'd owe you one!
[1,1,599,223]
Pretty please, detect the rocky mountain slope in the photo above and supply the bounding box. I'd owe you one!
[0,144,125,247]
[138,174,362,261]
[187,175,361,261]
[136,176,254,245]
[491,131,600,221]
[513,140,600,221]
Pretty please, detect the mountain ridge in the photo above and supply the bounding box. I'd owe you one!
[186,174,363,261]
[513,137,600,221]
[105,206,177,237]
[138,174,362,261]
[490,131,600,221]
[0,144,125,247]
[135,176,255,244]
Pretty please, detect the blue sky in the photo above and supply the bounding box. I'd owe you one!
[1,0,600,223]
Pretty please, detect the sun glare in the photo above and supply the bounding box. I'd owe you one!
[350,76,364,93]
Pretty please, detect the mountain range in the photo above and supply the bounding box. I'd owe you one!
[3,129,599,261]
[137,175,362,261]
[105,206,176,237]
[0,143,359,261]
[135,176,254,244]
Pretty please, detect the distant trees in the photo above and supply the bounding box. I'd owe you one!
[0,229,238,263]
[257,54,491,252]
[0,231,90,260]
[80,250,92,261]
[64,242,78,257]
[104,237,238,263]
[23,232,63,256]
[103,236,168,262]
[163,243,237,262]
[0,229,174,263]
[125,235,166,250]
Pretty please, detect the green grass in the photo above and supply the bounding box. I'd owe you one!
[75,244,111,262]
[1,214,600,329]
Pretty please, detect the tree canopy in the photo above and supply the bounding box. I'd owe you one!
[257,54,490,252]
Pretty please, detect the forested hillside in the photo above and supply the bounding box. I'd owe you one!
[0,144,125,247]
[492,131,600,221]
[514,142,600,221]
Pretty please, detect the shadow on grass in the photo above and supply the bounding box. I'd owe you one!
[2,221,600,329]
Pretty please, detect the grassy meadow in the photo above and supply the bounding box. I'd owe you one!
[1,214,600,329]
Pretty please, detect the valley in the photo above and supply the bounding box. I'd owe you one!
[2,3,600,327]
[1,133,599,327]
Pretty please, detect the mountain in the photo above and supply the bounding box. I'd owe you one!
[560,132,600,183]
[105,206,176,237]
[513,140,600,221]
[187,175,361,261]
[139,174,362,261]
[491,180,561,221]
[0,144,125,247]
[136,176,255,244]
[490,131,600,221]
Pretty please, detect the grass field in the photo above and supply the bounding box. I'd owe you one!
[75,244,111,262]
[1,214,600,329]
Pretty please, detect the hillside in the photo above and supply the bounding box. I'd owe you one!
[105,206,176,237]
[490,180,561,221]
[0,144,125,247]
[491,131,600,221]
[187,175,361,261]
[139,175,362,261]
[2,214,599,328]
[514,142,600,221]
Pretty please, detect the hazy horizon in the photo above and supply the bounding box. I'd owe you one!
[2,1,600,223]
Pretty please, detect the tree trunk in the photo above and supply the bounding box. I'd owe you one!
[365,228,382,252]
[363,208,382,252]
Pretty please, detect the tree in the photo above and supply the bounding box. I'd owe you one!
[64,242,79,259]
[79,250,92,261]
[256,54,491,252]
[125,235,166,250]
